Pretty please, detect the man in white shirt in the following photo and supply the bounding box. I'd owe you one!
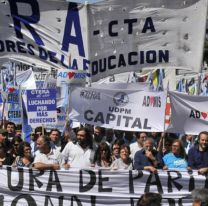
[33,136,63,170]
[130,132,147,159]
[62,127,94,169]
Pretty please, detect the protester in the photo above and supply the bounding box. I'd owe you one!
[0,143,14,166]
[6,122,16,141]
[93,142,112,168]
[188,131,208,173]
[30,126,46,157]
[0,128,11,151]
[49,128,61,150]
[111,144,133,170]
[93,126,105,149]
[111,139,122,161]
[181,134,193,154]
[12,142,33,168]
[104,128,116,146]
[192,188,208,206]
[62,127,94,169]
[123,131,136,145]
[134,138,162,173]
[130,132,147,159]
[163,139,189,170]
[10,136,23,159]
[33,136,63,170]
[149,132,161,148]
[137,192,162,206]
[15,124,22,138]
[157,134,172,157]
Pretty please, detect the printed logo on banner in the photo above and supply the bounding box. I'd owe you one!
[142,96,161,107]
[189,110,208,120]
[113,92,129,106]
[58,71,88,79]
[80,90,101,100]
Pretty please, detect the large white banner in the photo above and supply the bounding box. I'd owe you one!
[69,85,167,132]
[88,0,207,81]
[0,167,206,206]
[167,91,208,135]
[0,0,89,71]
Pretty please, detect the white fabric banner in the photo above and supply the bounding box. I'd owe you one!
[167,91,208,135]
[88,0,207,81]
[0,0,89,71]
[69,85,167,132]
[0,167,206,206]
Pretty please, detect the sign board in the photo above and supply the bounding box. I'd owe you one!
[27,89,57,128]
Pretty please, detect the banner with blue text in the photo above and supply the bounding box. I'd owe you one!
[0,0,89,72]
[88,0,207,81]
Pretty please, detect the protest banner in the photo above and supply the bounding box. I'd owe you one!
[69,85,166,132]
[7,89,21,124]
[0,167,205,206]
[88,0,207,81]
[167,91,208,135]
[0,0,207,83]
[26,89,57,128]
[0,0,89,72]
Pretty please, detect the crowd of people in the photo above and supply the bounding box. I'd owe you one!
[0,121,207,174]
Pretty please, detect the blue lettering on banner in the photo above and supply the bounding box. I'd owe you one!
[27,89,56,112]
[8,0,43,46]
[8,91,19,104]
[62,3,85,57]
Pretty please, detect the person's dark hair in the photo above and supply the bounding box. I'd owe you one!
[94,126,105,136]
[137,192,162,206]
[120,144,131,154]
[171,139,186,159]
[114,130,124,140]
[41,135,51,148]
[192,188,208,206]
[11,136,23,145]
[93,142,112,166]
[16,124,22,131]
[34,126,47,135]
[111,139,124,152]
[6,122,16,130]
[18,142,31,158]
[198,131,208,142]
[76,127,93,149]
[135,132,147,139]
[49,128,60,136]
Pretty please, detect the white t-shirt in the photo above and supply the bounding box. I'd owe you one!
[33,148,63,165]
[130,142,142,160]
[62,142,94,168]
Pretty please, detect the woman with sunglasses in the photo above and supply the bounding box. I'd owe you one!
[10,136,23,159]
[163,139,189,170]
[12,142,33,168]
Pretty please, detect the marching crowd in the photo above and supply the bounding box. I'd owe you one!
[0,121,208,174]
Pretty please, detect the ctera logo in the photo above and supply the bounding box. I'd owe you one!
[113,92,129,106]
[189,110,208,120]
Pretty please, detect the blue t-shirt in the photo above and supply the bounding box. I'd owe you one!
[163,153,188,169]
